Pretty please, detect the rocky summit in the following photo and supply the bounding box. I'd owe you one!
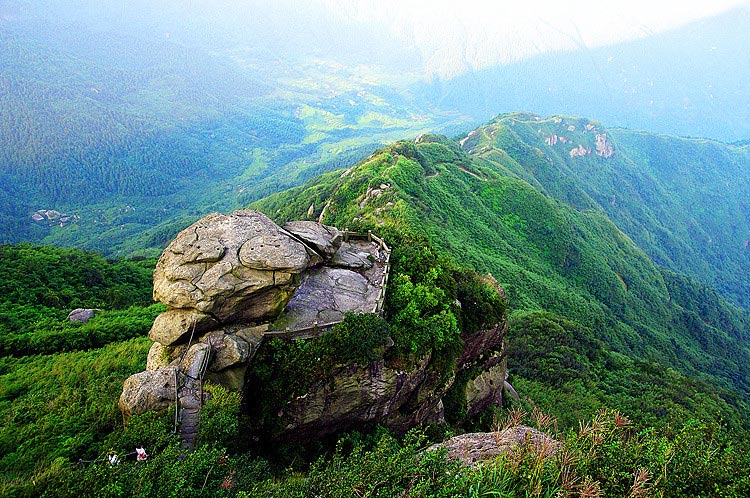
[118,211,392,426]
[120,209,509,445]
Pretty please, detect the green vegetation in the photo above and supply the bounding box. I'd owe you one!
[244,239,506,444]
[0,246,161,489]
[16,403,750,497]
[0,244,159,356]
[249,131,750,470]
[2,117,750,495]
[253,135,750,419]
[469,114,750,309]
[507,310,744,430]
[0,337,152,488]
[244,313,393,438]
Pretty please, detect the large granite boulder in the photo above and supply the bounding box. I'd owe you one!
[283,221,343,260]
[122,211,363,418]
[152,210,310,324]
[119,367,180,417]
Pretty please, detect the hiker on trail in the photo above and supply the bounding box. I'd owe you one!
[108,451,120,466]
[136,445,148,462]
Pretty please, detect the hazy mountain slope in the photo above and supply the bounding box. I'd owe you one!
[4,4,747,256]
[464,113,750,308]
[251,135,750,421]
[0,16,467,254]
[419,7,750,142]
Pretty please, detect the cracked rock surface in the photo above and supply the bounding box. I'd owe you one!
[152,210,310,323]
[122,210,391,418]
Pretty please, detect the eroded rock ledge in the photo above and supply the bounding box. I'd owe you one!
[120,210,389,417]
[119,209,509,444]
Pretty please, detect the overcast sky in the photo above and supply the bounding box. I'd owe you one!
[317,0,750,76]
[15,0,750,79]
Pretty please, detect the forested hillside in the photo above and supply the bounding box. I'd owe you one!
[0,244,160,356]
[253,134,750,426]
[7,5,748,263]
[462,113,750,308]
[3,1,750,494]
[0,17,466,256]
[3,128,750,495]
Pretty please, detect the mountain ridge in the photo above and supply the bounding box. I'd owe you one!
[464,113,750,308]
[251,127,750,421]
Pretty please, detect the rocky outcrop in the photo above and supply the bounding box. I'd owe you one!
[148,309,218,346]
[595,133,614,158]
[282,221,342,261]
[427,427,559,466]
[120,209,509,447]
[68,308,97,323]
[119,211,392,433]
[465,359,507,418]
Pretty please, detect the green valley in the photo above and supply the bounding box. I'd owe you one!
[4,2,750,495]
[3,119,750,495]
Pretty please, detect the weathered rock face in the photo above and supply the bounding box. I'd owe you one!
[152,210,310,324]
[283,221,342,260]
[120,211,391,421]
[148,309,218,346]
[465,358,507,418]
[458,319,509,418]
[427,427,559,466]
[276,355,449,439]
[120,209,510,447]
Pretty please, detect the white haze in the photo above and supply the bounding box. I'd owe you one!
[19,0,750,79]
[321,0,750,77]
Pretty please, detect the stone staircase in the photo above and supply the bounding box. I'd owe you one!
[177,343,212,449]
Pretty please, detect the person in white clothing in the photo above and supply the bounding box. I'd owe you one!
[135,445,148,462]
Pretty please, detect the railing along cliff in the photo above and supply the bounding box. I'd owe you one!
[263,230,390,340]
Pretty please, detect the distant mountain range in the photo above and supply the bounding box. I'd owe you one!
[417,6,750,142]
[1,3,748,309]
[251,124,750,424]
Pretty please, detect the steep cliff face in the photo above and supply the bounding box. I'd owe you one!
[266,323,509,441]
[243,264,509,443]
[120,208,509,444]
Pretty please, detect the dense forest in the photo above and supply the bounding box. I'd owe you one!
[6,5,749,263]
[1,129,750,494]
[3,3,750,496]
[0,18,460,256]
